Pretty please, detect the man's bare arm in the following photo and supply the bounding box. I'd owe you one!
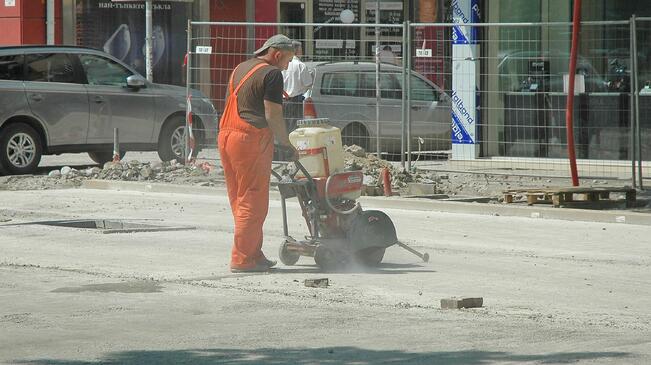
[265,100,299,160]
[265,100,291,145]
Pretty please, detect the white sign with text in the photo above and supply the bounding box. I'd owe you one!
[416,49,432,57]
[195,46,212,54]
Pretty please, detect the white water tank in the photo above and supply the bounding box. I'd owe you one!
[289,118,344,178]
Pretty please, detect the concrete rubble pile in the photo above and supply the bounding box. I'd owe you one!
[342,144,539,198]
[2,146,616,202]
[45,160,224,186]
[343,145,420,191]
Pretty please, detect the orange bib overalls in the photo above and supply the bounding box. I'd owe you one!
[218,62,275,269]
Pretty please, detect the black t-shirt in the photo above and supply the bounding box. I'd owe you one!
[227,58,284,129]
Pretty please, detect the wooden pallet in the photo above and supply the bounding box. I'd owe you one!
[503,187,636,208]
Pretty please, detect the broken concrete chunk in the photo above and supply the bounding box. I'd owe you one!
[304,278,329,288]
[440,297,483,309]
[344,144,366,157]
[140,166,152,179]
[406,182,437,196]
[60,166,72,175]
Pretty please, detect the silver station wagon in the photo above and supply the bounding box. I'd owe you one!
[303,61,451,154]
[0,46,217,175]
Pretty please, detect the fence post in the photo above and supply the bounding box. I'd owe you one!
[631,16,644,190]
[629,16,638,189]
[401,21,407,170]
[112,128,120,162]
[375,3,381,159]
[406,20,412,171]
[185,20,192,164]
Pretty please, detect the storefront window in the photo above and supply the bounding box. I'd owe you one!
[75,0,190,86]
[485,0,651,160]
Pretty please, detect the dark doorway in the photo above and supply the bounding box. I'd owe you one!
[280,2,306,41]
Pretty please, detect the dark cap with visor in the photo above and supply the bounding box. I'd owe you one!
[254,34,295,55]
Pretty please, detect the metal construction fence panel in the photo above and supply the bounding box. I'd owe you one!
[408,20,641,186]
[185,20,648,187]
[185,21,408,165]
[635,17,651,188]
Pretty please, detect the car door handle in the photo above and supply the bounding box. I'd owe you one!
[29,93,43,102]
[93,96,105,104]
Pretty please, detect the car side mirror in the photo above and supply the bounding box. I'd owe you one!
[126,75,146,89]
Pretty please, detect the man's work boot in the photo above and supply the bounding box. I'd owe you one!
[230,261,274,273]
[258,257,277,268]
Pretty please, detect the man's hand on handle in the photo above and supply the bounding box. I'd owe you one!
[264,100,299,162]
[279,143,299,161]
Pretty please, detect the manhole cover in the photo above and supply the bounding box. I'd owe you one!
[17,219,195,234]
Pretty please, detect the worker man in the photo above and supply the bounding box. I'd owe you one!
[218,34,299,273]
[282,40,313,133]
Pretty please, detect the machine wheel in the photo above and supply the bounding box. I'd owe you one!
[314,245,345,270]
[355,247,386,267]
[278,241,300,266]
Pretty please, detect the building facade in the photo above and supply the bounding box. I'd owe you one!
[2,0,649,161]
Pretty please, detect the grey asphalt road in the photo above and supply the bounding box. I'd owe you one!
[0,187,650,365]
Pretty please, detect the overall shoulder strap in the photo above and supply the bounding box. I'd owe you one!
[233,62,270,96]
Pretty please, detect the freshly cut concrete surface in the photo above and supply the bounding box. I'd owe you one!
[0,188,650,364]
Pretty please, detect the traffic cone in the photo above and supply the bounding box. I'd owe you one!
[303,97,317,119]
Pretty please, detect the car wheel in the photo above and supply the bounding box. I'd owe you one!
[342,123,369,151]
[88,151,126,165]
[0,123,43,175]
[157,116,199,163]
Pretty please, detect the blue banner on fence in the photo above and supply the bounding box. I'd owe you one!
[451,111,474,144]
[451,0,479,45]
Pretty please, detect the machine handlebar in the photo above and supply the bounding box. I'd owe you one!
[272,145,314,185]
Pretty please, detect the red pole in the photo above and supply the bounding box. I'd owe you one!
[566,0,582,186]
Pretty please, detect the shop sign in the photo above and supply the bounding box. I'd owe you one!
[365,1,403,36]
[314,0,360,23]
